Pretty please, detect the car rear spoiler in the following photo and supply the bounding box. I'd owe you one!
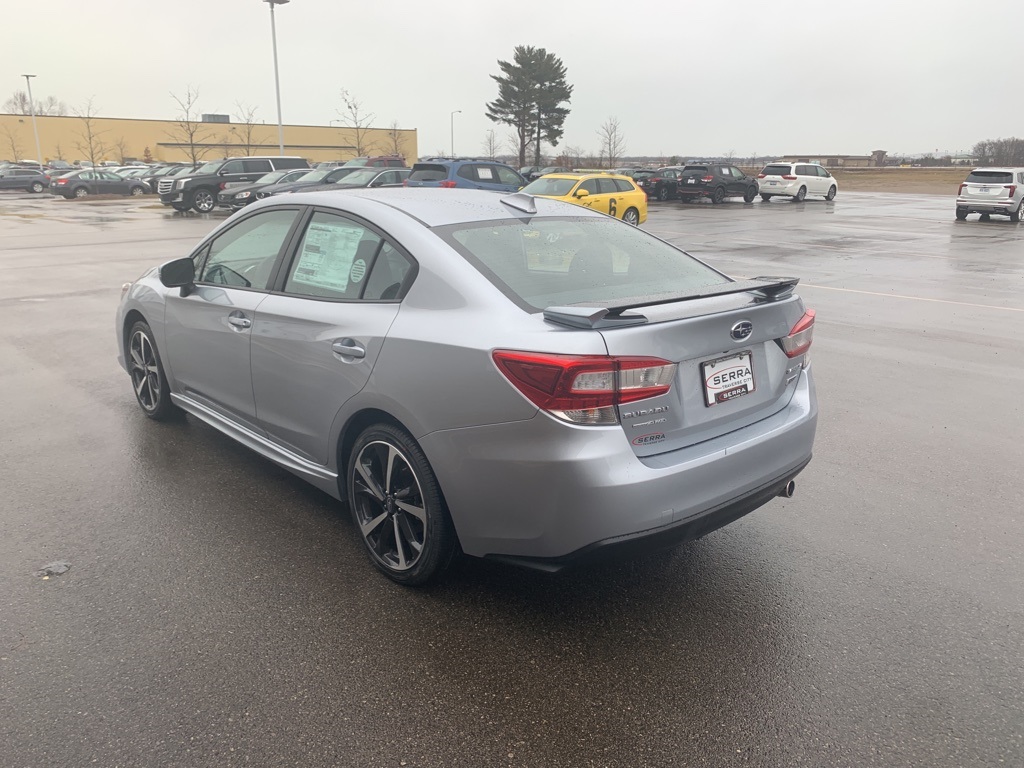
[543,276,799,329]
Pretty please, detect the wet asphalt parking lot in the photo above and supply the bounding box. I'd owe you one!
[1,190,1022,767]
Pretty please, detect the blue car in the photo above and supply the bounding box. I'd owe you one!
[404,158,525,192]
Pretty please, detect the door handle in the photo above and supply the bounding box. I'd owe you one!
[332,339,365,359]
[227,313,251,330]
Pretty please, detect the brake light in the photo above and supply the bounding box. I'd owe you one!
[782,175,797,180]
[958,183,966,195]
[56,178,67,185]
[1006,185,1017,196]
[701,175,714,182]
[780,310,815,359]
[757,173,766,179]
[439,180,457,188]
[492,351,677,425]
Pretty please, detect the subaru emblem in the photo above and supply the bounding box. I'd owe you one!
[730,321,753,341]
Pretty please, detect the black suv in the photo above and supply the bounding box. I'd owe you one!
[158,156,309,213]
[636,166,687,201]
[675,164,759,204]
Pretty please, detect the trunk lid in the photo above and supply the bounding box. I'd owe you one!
[962,170,1015,200]
[598,293,806,457]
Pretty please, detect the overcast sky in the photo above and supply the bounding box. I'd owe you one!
[7,0,1023,160]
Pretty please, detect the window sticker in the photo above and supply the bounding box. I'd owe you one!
[291,222,366,293]
[477,167,495,180]
[350,258,367,283]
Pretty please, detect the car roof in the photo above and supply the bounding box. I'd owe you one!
[969,167,1023,172]
[259,188,604,228]
[535,172,632,181]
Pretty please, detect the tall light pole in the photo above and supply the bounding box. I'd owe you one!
[264,0,289,155]
[21,74,42,168]
[450,110,461,158]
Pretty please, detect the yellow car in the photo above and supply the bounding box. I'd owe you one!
[519,172,648,225]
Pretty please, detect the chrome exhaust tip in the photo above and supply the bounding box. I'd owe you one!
[779,480,796,498]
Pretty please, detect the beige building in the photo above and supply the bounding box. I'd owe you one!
[0,113,417,165]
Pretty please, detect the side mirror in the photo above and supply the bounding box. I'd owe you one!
[160,256,195,292]
[575,188,590,198]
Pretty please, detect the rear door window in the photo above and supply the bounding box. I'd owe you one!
[244,159,273,174]
[795,165,815,176]
[597,178,619,194]
[613,179,636,192]
[221,160,247,175]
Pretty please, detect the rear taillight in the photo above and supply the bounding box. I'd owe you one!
[701,175,714,182]
[1006,185,1017,196]
[958,183,966,195]
[439,180,457,188]
[782,175,797,180]
[492,351,677,425]
[402,179,409,186]
[781,310,815,359]
[56,178,67,185]
[757,173,766,179]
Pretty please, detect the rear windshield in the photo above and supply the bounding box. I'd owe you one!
[682,166,709,174]
[345,158,369,167]
[965,171,1013,184]
[521,177,578,196]
[761,165,792,176]
[409,164,448,182]
[435,217,726,312]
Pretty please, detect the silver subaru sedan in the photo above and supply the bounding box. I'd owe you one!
[116,189,817,585]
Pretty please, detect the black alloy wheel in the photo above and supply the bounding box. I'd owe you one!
[127,320,177,420]
[711,186,726,204]
[743,186,757,203]
[348,424,457,585]
[657,186,670,202]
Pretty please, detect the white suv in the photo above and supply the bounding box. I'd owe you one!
[955,168,1024,222]
[757,162,838,202]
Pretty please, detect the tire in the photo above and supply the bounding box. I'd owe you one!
[979,213,991,221]
[347,423,457,585]
[711,186,726,204]
[761,194,772,202]
[955,208,968,221]
[1011,202,1023,223]
[127,320,178,421]
[191,188,215,213]
[793,186,807,202]
[129,185,144,197]
[30,181,44,193]
[743,186,756,203]
[73,186,88,198]
[171,203,189,212]
[657,186,670,202]
[825,185,837,201]
[622,207,640,225]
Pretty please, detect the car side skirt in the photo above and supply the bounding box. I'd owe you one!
[170,393,341,499]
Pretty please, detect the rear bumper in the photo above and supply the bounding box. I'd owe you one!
[760,181,800,196]
[956,197,1018,214]
[420,368,817,562]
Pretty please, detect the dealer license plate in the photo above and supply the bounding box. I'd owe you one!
[687,178,695,184]
[702,350,755,406]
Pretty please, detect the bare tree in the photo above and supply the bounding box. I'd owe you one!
[54,143,66,161]
[597,117,626,168]
[337,89,376,157]
[565,145,585,169]
[167,86,217,165]
[73,98,110,167]
[2,124,23,161]
[3,91,67,115]
[231,102,265,156]
[482,129,500,159]
[385,119,406,158]
[113,136,131,164]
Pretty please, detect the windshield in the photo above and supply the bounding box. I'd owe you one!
[167,166,195,177]
[256,171,288,184]
[326,167,359,181]
[345,158,370,167]
[195,160,226,175]
[336,169,379,186]
[436,217,726,312]
[521,177,578,197]
[293,170,330,183]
